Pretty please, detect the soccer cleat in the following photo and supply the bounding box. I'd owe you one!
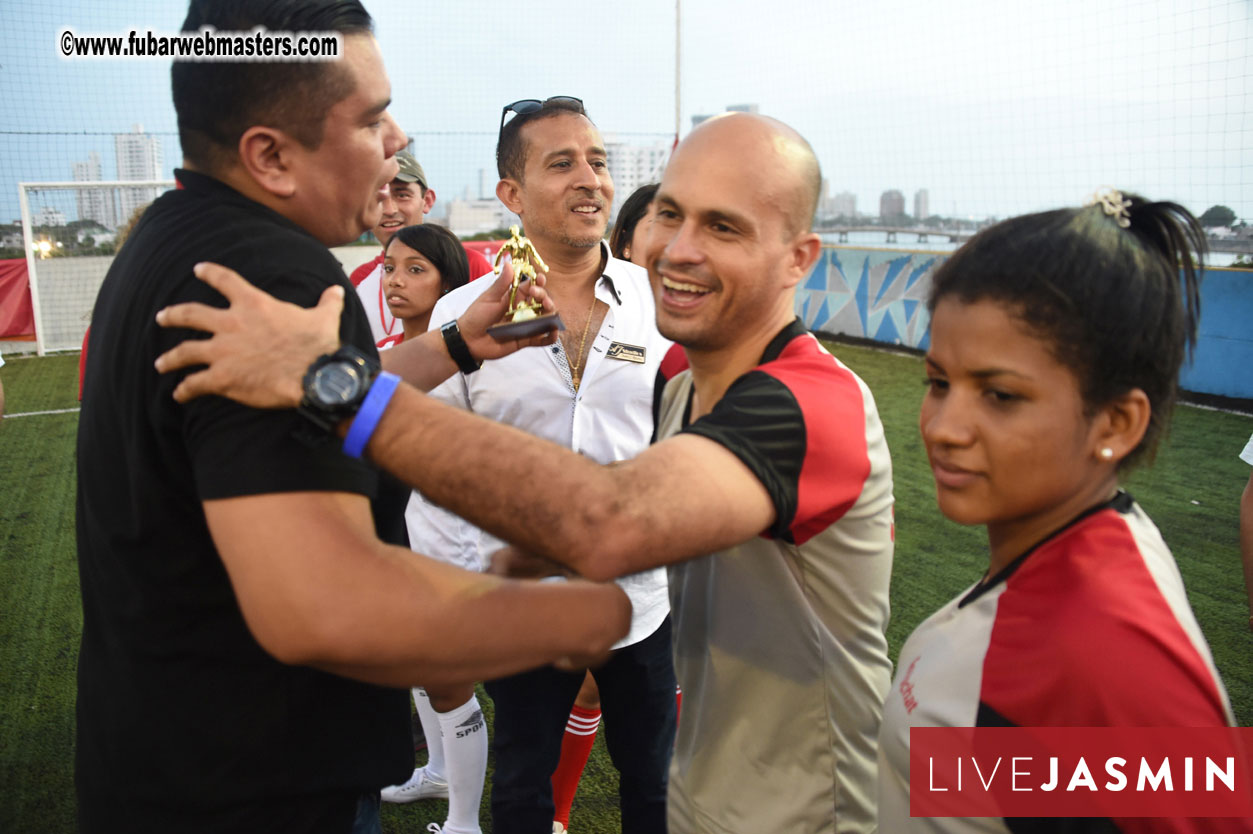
[380,767,450,803]
[552,823,568,833]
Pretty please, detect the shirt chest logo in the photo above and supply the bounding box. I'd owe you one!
[606,342,646,364]
[899,655,920,714]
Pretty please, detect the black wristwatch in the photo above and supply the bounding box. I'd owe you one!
[441,319,482,375]
[297,346,380,432]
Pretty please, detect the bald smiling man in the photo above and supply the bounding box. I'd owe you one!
[155,113,896,833]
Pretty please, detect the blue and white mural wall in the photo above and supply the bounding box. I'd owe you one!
[796,247,943,351]
[796,246,1253,403]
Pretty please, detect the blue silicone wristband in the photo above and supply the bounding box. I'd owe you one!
[342,371,400,459]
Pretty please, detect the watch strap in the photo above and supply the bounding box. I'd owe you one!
[342,371,400,459]
[441,319,482,375]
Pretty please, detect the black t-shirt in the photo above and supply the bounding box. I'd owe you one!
[75,169,411,832]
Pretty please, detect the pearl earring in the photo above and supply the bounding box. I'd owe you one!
[1099,447,1114,460]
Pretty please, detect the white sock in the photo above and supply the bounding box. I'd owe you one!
[437,693,488,834]
[413,688,446,782]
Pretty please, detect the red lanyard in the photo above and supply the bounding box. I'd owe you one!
[375,260,396,335]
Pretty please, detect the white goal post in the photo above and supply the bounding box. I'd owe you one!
[17,179,175,355]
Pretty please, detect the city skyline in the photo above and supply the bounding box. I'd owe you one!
[3,0,1247,230]
[32,122,959,235]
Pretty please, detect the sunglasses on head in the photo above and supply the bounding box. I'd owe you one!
[498,96,585,142]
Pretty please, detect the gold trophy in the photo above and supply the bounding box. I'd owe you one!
[486,225,566,340]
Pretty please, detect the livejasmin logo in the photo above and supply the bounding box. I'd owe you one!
[910,727,1253,818]
[927,753,1235,794]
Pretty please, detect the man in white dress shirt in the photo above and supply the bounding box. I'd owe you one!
[396,97,676,834]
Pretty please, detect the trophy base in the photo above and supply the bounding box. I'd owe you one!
[487,312,565,341]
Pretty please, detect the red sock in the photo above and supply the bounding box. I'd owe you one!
[676,685,683,723]
[551,704,601,826]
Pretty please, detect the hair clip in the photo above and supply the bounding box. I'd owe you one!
[1085,187,1132,229]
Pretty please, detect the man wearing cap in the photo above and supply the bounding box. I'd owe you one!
[351,149,493,345]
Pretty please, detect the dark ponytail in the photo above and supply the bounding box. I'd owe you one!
[927,190,1206,469]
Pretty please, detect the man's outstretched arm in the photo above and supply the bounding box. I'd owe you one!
[359,382,776,580]
[206,487,631,688]
[156,263,777,580]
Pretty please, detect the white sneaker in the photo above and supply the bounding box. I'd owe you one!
[553,823,568,833]
[380,766,450,803]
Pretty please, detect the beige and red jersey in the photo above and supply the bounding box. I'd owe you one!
[656,319,896,833]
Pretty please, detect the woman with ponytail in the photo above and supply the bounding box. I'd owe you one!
[877,191,1241,832]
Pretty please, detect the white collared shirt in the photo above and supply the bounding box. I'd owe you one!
[406,244,673,649]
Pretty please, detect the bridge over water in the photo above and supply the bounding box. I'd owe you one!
[815,224,973,244]
[815,224,1252,255]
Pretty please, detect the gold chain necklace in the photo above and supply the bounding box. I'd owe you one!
[565,295,598,390]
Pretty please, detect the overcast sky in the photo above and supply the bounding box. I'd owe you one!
[3,0,1248,223]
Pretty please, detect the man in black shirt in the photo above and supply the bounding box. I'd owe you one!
[75,3,630,832]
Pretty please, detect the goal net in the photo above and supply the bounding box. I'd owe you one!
[16,180,174,355]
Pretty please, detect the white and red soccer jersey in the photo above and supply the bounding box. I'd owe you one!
[656,319,895,834]
[879,492,1238,833]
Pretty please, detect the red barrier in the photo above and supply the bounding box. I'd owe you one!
[462,239,505,261]
[0,258,35,340]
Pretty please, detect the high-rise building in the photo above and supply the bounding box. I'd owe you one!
[832,191,857,220]
[36,206,67,227]
[879,189,905,221]
[914,188,930,221]
[72,151,117,229]
[115,124,164,222]
[605,137,671,219]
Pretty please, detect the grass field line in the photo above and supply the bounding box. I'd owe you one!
[1181,400,1253,418]
[6,407,81,418]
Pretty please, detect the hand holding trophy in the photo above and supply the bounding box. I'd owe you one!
[486,226,566,340]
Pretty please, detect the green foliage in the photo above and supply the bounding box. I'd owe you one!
[1200,205,1237,228]
[1,347,1250,833]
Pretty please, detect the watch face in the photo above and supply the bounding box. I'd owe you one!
[312,363,364,406]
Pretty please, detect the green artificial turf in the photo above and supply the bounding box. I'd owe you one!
[0,353,84,831]
[1,345,1250,833]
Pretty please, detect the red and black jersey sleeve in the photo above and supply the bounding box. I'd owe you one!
[678,330,875,544]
